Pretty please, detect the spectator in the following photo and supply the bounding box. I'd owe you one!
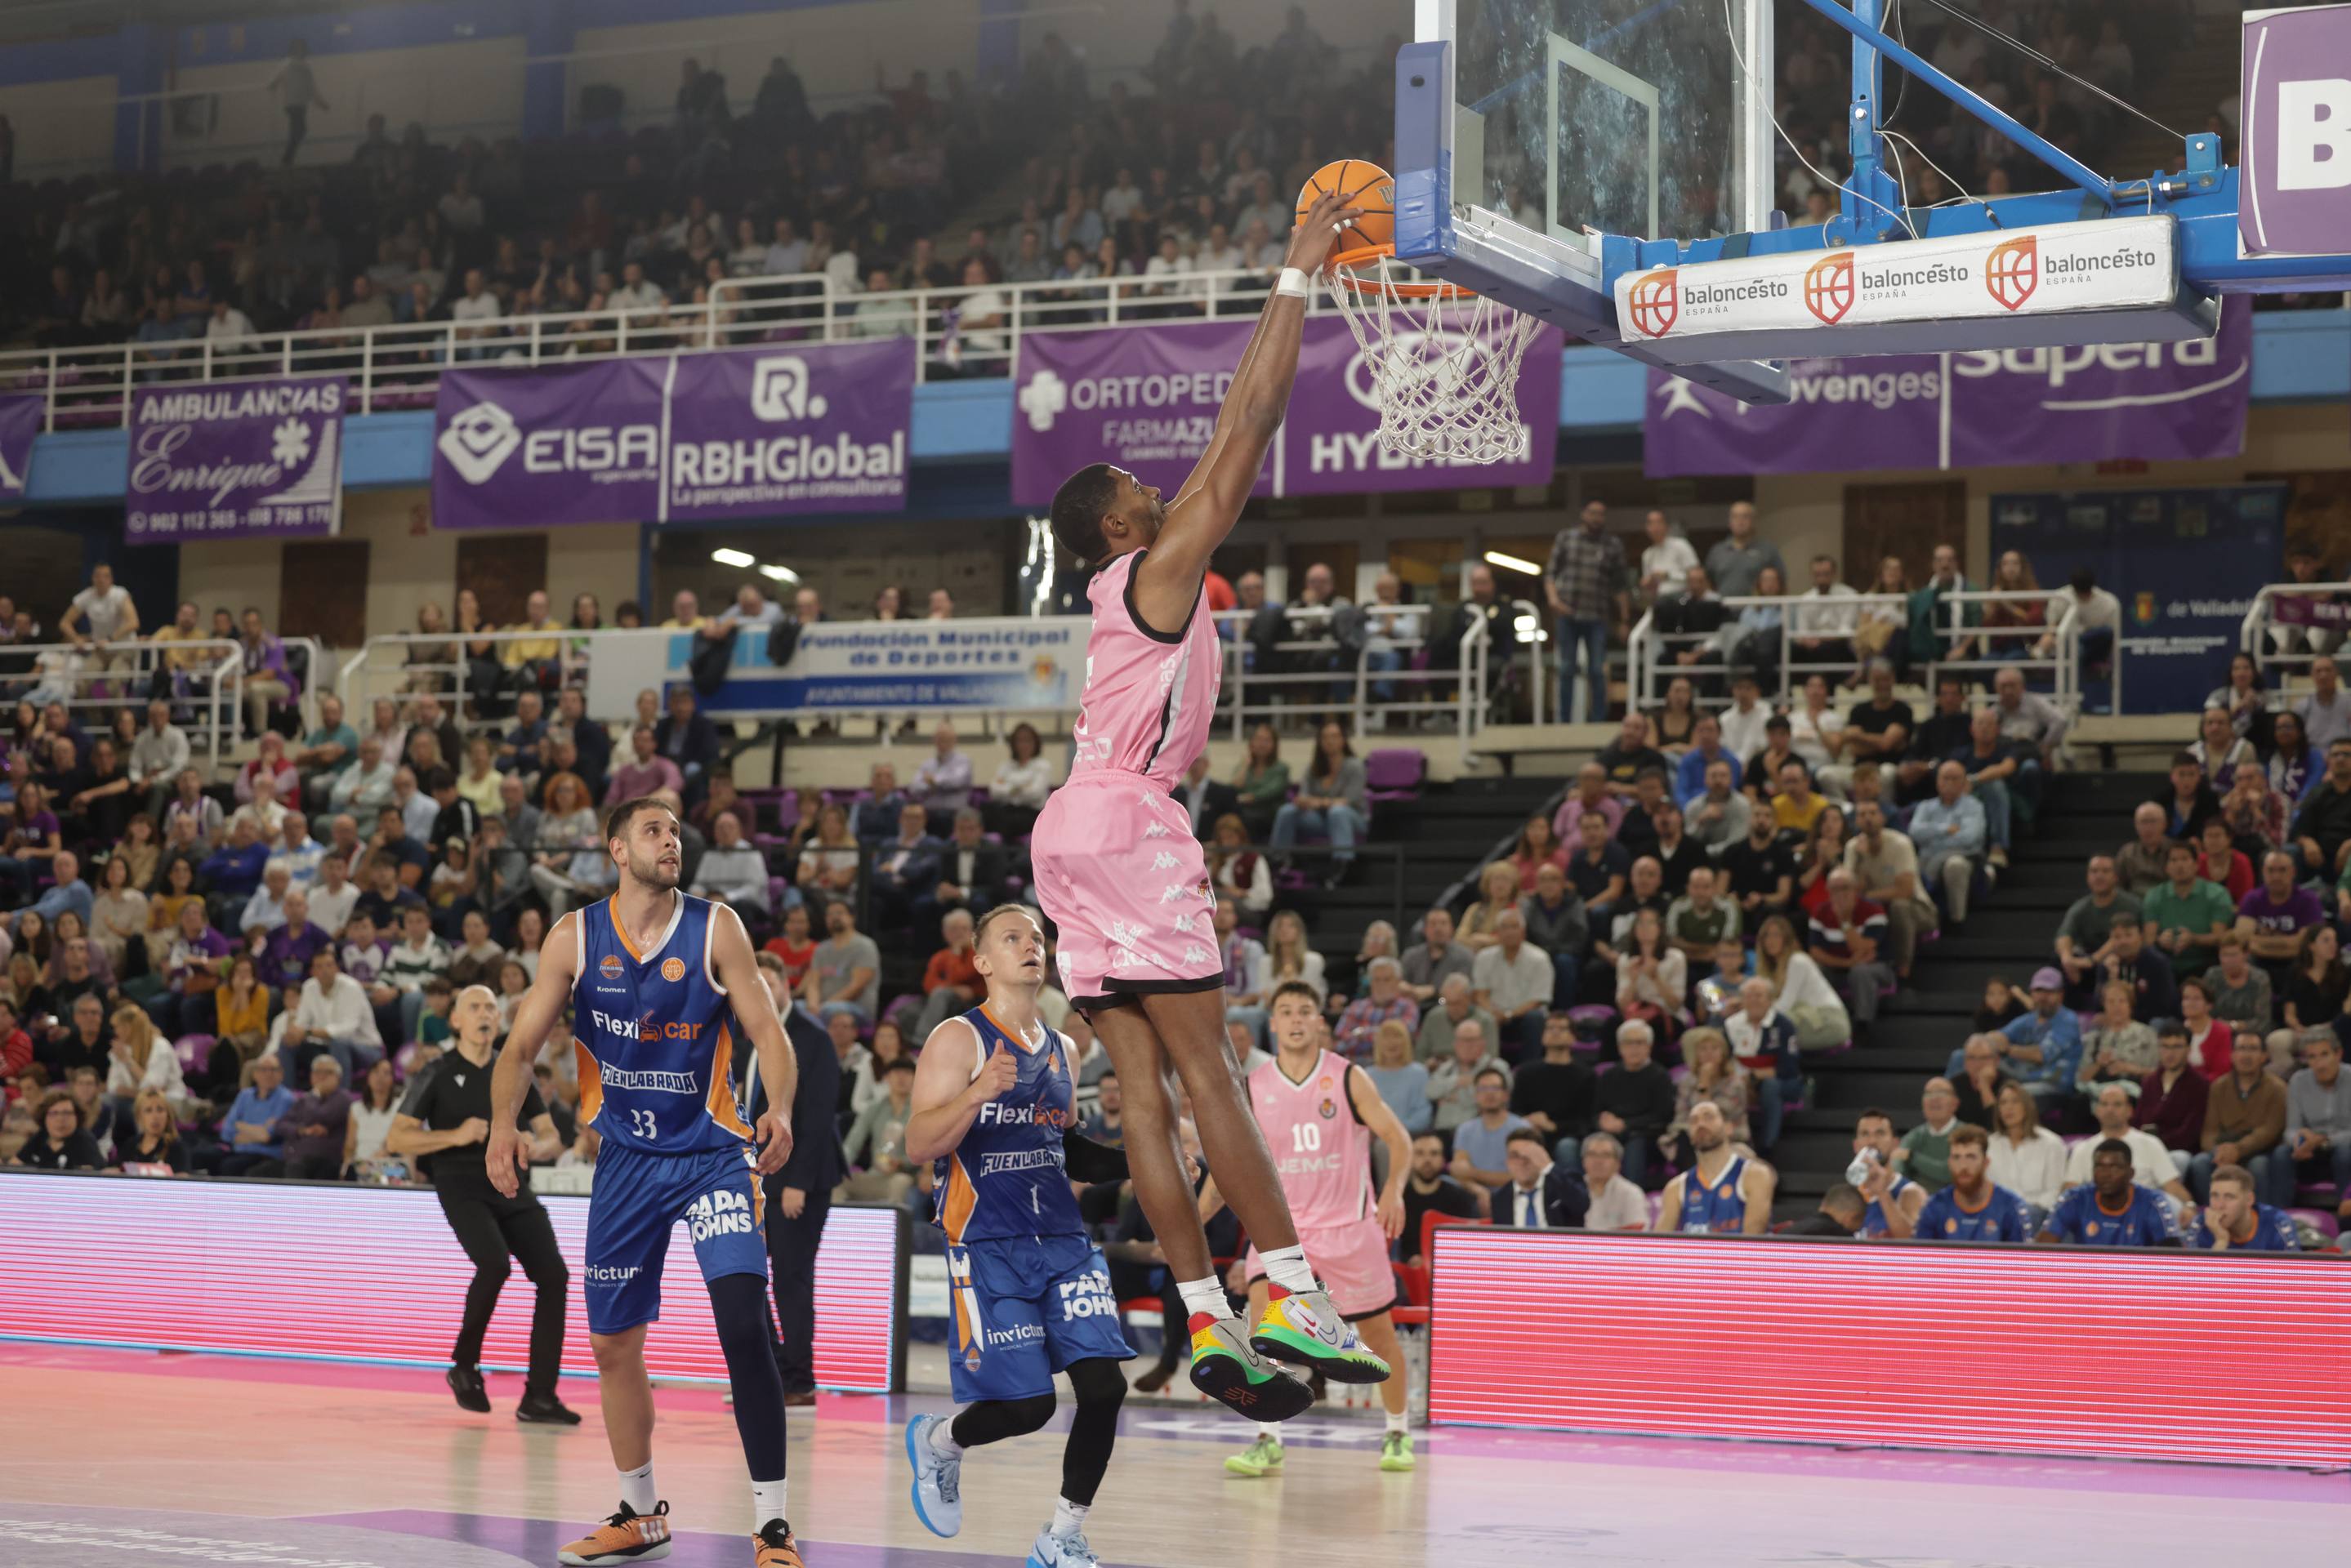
[1261,910,1325,1002]
[2189,1163,2301,1251]
[1592,1018,1674,1187]
[2055,856,2143,1000]
[2237,849,2322,987]
[13,1088,105,1169]
[2189,705,2258,788]
[272,1054,355,1180]
[1270,719,1368,887]
[921,808,1008,929]
[1426,1018,1510,1134]
[1544,499,1630,722]
[2037,1137,2178,1246]
[1720,804,1796,929]
[2077,980,2161,1093]
[985,722,1054,837]
[2193,1031,2287,1202]
[1702,501,1786,599]
[278,945,383,1084]
[653,687,720,792]
[1506,813,1570,890]
[1448,1067,1530,1196]
[127,700,190,819]
[911,908,982,1041]
[1950,707,2024,866]
[14,847,91,935]
[1458,862,1523,952]
[1674,714,1744,806]
[1611,906,1686,1045]
[2136,1021,2209,1156]
[2273,924,2347,1072]
[1566,809,1633,922]
[2268,710,2322,808]
[1215,896,1271,1044]
[2281,1033,2351,1218]
[1334,957,1418,1058]
[910,720,973,827]
[604,724,682,804]
[1566,1131,1644,1230]
[2178,973,2241,1081]
[1413,974,1495,1065]
[1363,1021,1433,1137]
[1755,913,1847,1052]
[524,773,607,920]
[793,803,860,907]
[1466,907,1560,1053]
[1983,1078,2065,1211]
[1842,798,1929,978]
[1806,869,1894,1038]
[1399,1132,1484,1250]
[1891,1076,1962,1189]
[802,898,879,1025]
[2141,834,2237,969]
[210,1054,294,1177]
[688,812,769,919]
[1228,722,1290,842]
[2113,803,2175,897]
[2065,1083,2193,1205]
[1596,713,1671,797]
[1636,510,1698,605]
[1657,1027,1751,1168]
[1494,1128,1586,1228]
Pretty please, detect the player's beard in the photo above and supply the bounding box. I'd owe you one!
[627,847,680,892]
[1692,1128,1726,1155]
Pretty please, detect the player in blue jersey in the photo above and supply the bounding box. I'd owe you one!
[899,904,1149,1568]
[2189,1163,2302,1251]
[1655,1099,1774,1233]
[487,795,805,1568]
[1852,1108,1924,1239]
[1915,1125,2035,1242]
[2038,1139,2180,1246]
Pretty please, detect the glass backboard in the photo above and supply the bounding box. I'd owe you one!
[1427,0,1773,251]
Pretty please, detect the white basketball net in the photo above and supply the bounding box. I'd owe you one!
[1327,256,1544,467]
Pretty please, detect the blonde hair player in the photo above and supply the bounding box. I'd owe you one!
[1035,185,1390,1418]
[900,904,1143,1568]
[1200,979,1417,1478]
[485,795,805,1568]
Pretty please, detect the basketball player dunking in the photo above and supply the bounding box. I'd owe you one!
[899,905,1141,1568]
[486,795,806,1568]
[1036,186,1390,1419]
[1202,982,1417,1479]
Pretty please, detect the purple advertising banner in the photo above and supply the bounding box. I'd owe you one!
[1008,315,1564,506]
[2242,3,2351,257]
[0,394,39,500]
[432,341,914,530]
[124,378,344,543]
[1644,301,2251,477]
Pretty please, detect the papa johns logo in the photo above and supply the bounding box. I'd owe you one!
[685,1186,757,1244]
[436,399,523,483]
[1057,1272,1119,1321]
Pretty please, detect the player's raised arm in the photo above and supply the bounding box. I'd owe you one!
[711,903,798,1174]
[1130,190,1360,630]
[485,912,581,1197]
[904,1017,1015,1164]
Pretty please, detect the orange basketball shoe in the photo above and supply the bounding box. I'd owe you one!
[753,1519,805,1566]
[558,1501,672,1565]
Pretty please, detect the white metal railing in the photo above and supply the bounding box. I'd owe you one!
[1937,589,2084,717]
[1211,604,1491,765]
[1,263,1387,429]
[1626,593,1907,711]
[1,637,246,774]
[2245,581,2351,697]
[338,625,613,729]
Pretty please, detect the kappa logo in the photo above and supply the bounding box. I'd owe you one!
[1626,270,1680,337]
[1803,252,1855,324]
[1985,235,2039,310]
[600,954,626,980]
[750,355,828,421]
[1152,851,1180,870]
[1017,368,1069,432]
[661,956,687,982]
[436,399,522,483]
[1141,822,1170,839]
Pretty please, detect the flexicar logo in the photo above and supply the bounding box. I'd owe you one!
[1985,235,2039,311]
[600,954,625,980]
[661,957,687,982]
[1626,270,1680,337]
[1803,252,1854,324]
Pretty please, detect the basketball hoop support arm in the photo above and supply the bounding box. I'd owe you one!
[1842,0,1906,243]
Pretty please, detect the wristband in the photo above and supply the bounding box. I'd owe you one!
[1274,266,1311,300]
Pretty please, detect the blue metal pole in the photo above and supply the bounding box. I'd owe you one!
[1793,0,2117,207]
[1845,0,1904,239]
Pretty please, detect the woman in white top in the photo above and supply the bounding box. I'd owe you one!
[90,854,149,977]
[1755,913,1850,1050]
[1205,813,1274,917]
[345,1058,403,1178]
[1786,674,1852,797]
[105,1002,189,1119]
[1986,1080,2067,1209]
[1613,906,1688,1029]
[984,721,1055,838]
[1263,910,1327,1001]
[847,1019,909,1119]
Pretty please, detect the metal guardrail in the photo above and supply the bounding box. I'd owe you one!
[337,624,612,728]
[0,636,245,773]
[1211,604,1490,768]
[1,263,1388,428]
[2244,581,2351,697]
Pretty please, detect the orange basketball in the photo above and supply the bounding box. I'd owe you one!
[1296,158,1395,258]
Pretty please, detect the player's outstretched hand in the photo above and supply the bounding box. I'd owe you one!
[1284,189,1367,277]
[971,1043,1019,1103]
[484,1120,527,1198]
[755,1106,796,1176]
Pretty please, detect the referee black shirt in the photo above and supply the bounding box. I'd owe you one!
[398,1049,546,1192]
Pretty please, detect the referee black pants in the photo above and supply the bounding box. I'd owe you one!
[436,1184,569,1397]
[761,1176,829,1395]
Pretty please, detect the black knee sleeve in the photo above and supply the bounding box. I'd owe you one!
[950,1391,1058,1450]
[1060,1357,1126,1507]
[707,1272,789,1482]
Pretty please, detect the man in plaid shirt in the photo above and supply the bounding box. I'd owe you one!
[1333,956,1420,1057]
[1546,501,1630,723]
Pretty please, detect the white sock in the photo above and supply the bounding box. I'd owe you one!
[1385,1408,1408,1435]
[750,1477,788,1530]
[617,1461,657,1515]
[1051,1497,1090,1538]
[1256,1422,1283,1441]
[1259,1244,1317,1296]
[1177,1276,1230,1321]
[929,1417,965,1459]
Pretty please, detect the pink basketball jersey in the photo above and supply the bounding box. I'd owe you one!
[1249,1049,1373,1232]
[1068,550,1221,792]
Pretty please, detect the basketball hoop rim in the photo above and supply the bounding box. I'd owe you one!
[1327,243,1477,300]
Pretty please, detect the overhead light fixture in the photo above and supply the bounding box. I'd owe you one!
[1484,550,1543,577]
[759,564,801,584]
[711,547,756,568]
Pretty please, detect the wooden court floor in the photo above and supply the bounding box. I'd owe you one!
[2,1343,2346,1567]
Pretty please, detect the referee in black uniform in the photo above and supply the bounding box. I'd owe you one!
[387,982,581,1423]
[751,956,841,1405]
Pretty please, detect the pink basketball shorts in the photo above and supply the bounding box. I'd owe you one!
[1246,1218,1399,1321]
[1032,773,1222,1011]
